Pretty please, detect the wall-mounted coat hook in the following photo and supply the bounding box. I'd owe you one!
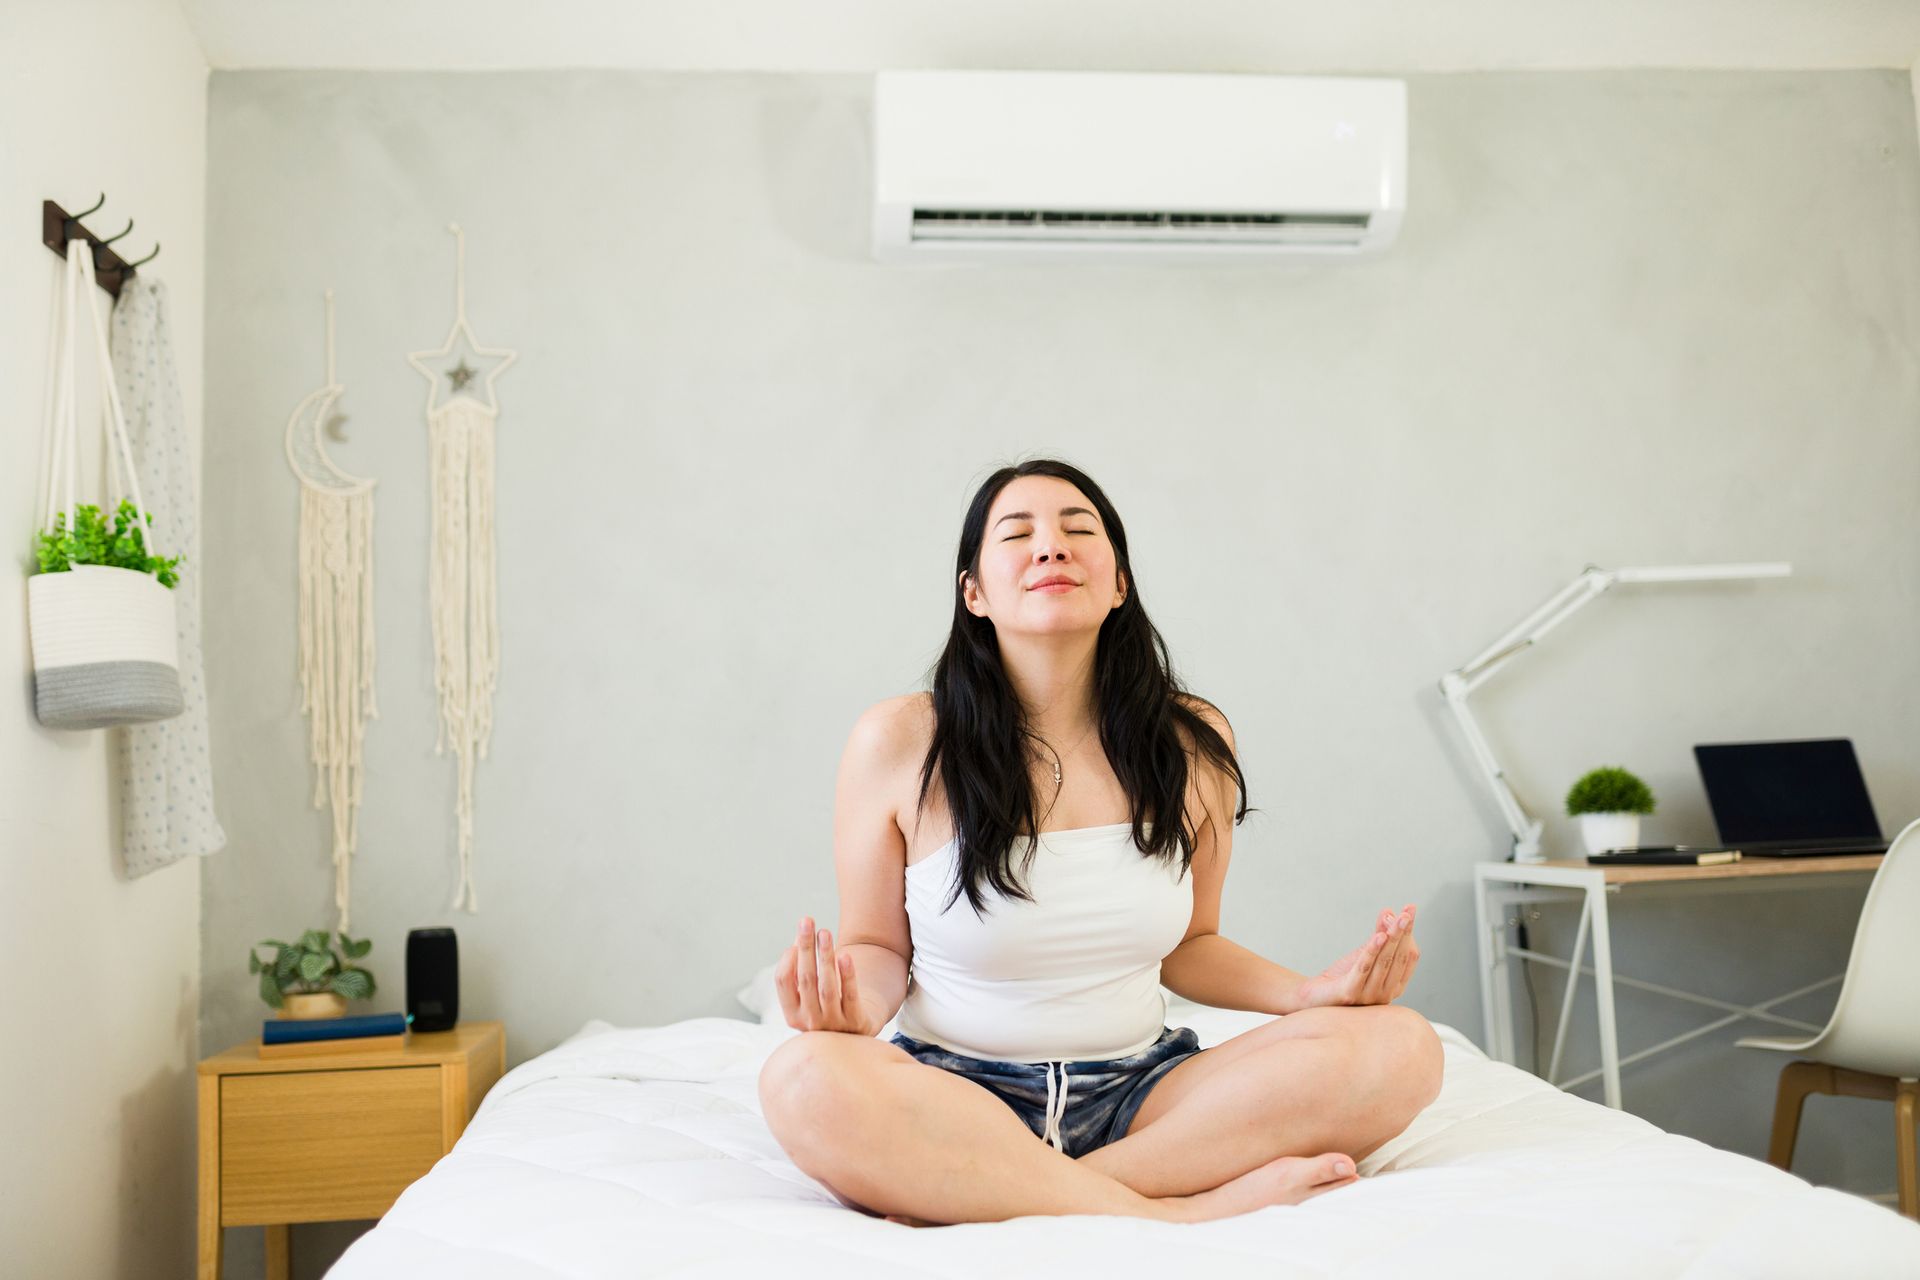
[41,195,152,300]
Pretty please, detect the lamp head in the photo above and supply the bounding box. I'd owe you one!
[1610,562,1791,585]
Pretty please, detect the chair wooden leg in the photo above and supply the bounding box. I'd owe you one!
[1767,1060,1830,1172]
[1896,1080,1918,1221]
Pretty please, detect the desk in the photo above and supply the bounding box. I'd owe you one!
[1473,857,1880,1109]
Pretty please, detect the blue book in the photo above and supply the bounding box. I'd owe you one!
[262,1012,412,1044]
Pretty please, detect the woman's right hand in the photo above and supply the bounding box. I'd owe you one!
[775,916,883,1036]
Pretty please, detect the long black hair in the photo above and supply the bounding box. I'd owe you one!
[913,458,1254,917]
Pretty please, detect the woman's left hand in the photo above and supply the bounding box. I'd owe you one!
[1292,904,1419,1010]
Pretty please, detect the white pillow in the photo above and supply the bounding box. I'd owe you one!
[734,961,780,1021]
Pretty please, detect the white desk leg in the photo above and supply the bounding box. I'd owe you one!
[1490,893,1516,1066]
[1586,878,1622,1109]
[1474,873,1508,1062]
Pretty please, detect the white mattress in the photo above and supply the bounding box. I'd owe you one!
[329,1005,1920,1278]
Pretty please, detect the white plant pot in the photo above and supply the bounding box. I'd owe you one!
[1579,812,1641,855]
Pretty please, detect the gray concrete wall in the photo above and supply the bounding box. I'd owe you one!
[201,68,1920,1270]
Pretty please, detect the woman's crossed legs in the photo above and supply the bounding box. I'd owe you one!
[757,1003,1443,1226]
[1080,1003,1444,1198]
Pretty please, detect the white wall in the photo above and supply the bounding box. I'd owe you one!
[0,3,208,1277]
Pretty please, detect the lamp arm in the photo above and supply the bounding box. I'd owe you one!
[1439,559,1791,862]
[1441,566,1622,860]
[1439,671,1543,859]
[1455,568,1615,692]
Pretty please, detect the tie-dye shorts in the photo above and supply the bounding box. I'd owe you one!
[888,1025,1203,1158]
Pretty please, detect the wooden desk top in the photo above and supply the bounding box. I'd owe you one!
[199,1020,503,1076]
[1528,854,1883,884]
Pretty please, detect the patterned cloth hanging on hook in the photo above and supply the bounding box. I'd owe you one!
[407,224,517,915]
[113,275,228,875]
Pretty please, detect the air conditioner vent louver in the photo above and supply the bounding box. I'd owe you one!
[909,208,1373,246]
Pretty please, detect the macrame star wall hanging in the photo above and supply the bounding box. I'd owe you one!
[284,289,377,931]
[407,222,516,914]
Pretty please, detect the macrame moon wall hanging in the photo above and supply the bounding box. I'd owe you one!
[285,289,377,931]
[406,222,516,914]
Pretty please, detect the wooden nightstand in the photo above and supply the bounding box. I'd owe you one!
[196,1020,504,1280]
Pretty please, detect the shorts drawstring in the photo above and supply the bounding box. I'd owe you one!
[1042,1061,1071,1153]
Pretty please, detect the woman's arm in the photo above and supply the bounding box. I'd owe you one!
[1156,700,1420,1012]
[1158,698,1307,1015]
[829,699,917,1029]
[1162,932,1310,1015]
[1152,694,1305,1013]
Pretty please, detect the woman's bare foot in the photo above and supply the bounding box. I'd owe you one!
[1158,1153,1359,1223]
[868,1155,1358,1227]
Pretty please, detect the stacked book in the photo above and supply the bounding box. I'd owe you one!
[259,1012,412,1059]
[1586,846,1741,866]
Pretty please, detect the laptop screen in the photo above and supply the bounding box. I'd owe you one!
[1693,739,1882,845]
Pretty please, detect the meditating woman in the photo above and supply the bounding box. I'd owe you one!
[757,458,1443,1227]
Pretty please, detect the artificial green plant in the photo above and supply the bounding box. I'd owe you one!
[248,930,376,1010]
[34,498,182,587]
[1564,766,1657,817]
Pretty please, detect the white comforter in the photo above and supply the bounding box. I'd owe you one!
[328,1007,1920,1278]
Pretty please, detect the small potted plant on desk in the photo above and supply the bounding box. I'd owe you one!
[249,930,376,1018]
[1565,766,1657,855]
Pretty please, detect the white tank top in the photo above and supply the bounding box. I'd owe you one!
[894,821,1193,1064]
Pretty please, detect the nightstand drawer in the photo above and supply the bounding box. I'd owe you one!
[220,1067,443,1225]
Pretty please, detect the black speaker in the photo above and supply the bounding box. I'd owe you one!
[406,927,460,1032]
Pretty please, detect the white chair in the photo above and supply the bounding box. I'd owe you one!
[1736,815,1920,1219]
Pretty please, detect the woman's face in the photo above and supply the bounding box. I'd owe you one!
[962,476,1127,634]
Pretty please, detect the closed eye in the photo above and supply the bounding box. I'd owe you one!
[1004,531,1095,540]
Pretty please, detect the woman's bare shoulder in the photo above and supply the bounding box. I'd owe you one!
[1175,692,1236,751]
[850,694,938,841]
[851,691,935,763]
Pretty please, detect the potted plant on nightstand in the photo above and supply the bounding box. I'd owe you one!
[250,930,377,1018]
[1566,766,1657,855]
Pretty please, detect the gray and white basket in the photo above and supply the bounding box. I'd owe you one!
[29,565,183,728]
[28,234,184,729]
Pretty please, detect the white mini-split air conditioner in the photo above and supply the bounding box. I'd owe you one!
[871,70,1407,265]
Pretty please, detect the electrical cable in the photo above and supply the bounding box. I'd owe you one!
[1517,919,1542,1075]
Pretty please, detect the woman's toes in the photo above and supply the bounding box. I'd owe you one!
[1320,1154,1355,1183]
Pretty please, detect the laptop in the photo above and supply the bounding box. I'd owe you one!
[1693,739,1889,857]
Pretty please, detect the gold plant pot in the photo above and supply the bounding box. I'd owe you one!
[278,992,348,1020]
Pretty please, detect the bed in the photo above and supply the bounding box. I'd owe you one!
[328,991,1920,1278]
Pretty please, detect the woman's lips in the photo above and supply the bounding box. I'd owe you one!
[1032,583,1078,594]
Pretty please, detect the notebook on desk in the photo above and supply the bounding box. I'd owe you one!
[1588,846,1741,866]
[1694,738,1889,857]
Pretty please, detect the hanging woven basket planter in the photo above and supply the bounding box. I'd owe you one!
[28,237,184,730]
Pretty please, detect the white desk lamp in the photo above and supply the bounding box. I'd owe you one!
[1438,562,1792,863]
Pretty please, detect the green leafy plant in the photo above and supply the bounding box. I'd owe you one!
[248,930,376,1010]
[1565,766,1657,817]
[33,499,182,588]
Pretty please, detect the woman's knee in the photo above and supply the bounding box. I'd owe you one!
[1374,1005,1444,1109]
[760,1031,849,1119]
[759,1031,905,1137]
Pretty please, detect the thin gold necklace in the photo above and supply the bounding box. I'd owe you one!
[1038,719,1099,785]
